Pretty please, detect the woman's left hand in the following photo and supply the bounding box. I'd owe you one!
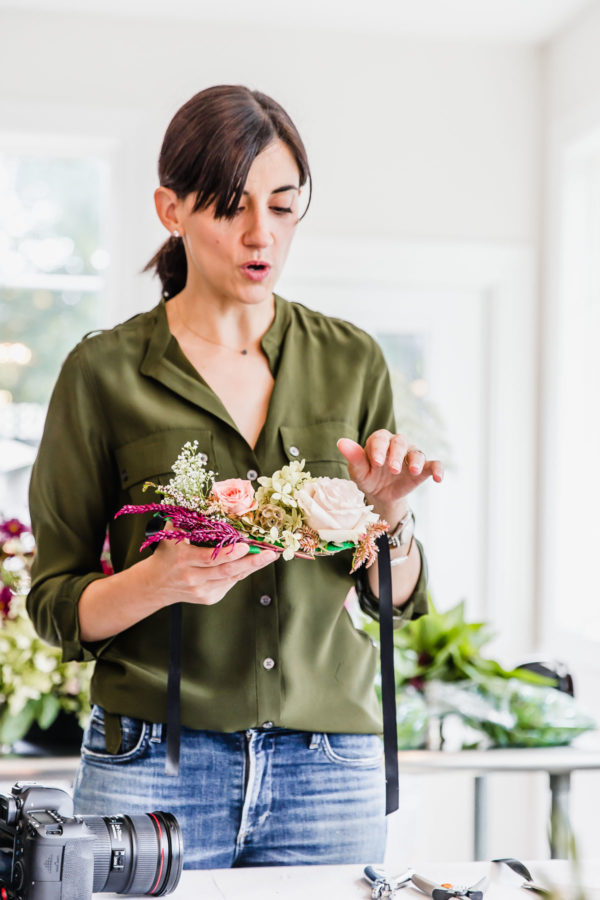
[337,431,444,521]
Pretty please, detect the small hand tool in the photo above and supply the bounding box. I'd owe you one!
[411,872,489,899]
[363,865,413,898]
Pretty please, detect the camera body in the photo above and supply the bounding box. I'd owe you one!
[0,783,182,900]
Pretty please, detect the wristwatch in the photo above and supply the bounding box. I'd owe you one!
[387,507,415,551]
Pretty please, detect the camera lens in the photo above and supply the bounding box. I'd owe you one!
[83,811,183,896]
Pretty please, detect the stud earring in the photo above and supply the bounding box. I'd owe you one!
[172,229,180,238]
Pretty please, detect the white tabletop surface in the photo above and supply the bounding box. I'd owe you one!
[396,732,600,774]
[98,859,600,899]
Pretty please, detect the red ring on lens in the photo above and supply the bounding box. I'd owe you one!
[148,813,165,895]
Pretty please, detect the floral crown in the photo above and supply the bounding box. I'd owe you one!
[116,441,389,572]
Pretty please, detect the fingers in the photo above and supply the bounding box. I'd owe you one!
[336,437,370,479]
[338,431,406,475]
[428,459,445,483]
[203,547,278,582]
[340,430,444,484]
[189,541,251,566]
[405,445,426,475]
[169,545,278,606]
[165,539,250,567]
[364,430,408,472]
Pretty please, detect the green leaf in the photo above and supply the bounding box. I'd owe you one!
[37,693,61,730]
[0,702,38,744]
[325,541,353,552]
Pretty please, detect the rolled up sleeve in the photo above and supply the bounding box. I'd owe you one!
[27,342,115,662]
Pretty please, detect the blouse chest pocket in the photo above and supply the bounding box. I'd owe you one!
[115,427,216,504]
[278,421,359,479]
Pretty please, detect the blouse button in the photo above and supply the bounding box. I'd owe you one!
[262,721,274,729]
[246,468,258,481]
[263,657,275,670]
[259,595,272,607]
[289,446,300,458]
[198,453,208,465]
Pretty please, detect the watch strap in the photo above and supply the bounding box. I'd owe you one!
[388,507,415,549]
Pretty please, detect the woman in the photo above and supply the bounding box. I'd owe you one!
[27,85,443,868]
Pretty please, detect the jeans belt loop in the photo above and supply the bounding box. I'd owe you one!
[150,722,163,743]
[309,733,321,750]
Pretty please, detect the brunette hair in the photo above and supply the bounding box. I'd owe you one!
[142,85,312,299]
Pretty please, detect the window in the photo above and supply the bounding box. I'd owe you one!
[0,150,110,521]
[544,131,600,650]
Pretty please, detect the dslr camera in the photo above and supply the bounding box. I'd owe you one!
[0,783,183,900]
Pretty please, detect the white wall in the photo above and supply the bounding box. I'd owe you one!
[544,0,600,124]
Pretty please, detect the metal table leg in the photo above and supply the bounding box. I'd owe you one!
[473,774,488,860]
[549,772,571,859]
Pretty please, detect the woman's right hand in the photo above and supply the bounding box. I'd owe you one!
[147,539,277,607]
[78,540,277,643]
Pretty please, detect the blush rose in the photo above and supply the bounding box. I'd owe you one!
[295,477,379,543]
[210,479,257,516]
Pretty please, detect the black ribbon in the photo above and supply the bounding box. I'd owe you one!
[165,602,182,776]
[376,534,399,815]
[144,514,183,777]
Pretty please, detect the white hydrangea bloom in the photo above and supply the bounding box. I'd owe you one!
[280,530,301,561]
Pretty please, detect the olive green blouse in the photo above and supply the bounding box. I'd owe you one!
[27,294,428,735]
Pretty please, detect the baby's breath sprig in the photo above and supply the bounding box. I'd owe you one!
[144,441,216,511]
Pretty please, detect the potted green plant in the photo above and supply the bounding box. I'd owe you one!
[362,597,595,749]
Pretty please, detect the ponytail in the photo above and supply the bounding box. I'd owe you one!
[142,234,187,299]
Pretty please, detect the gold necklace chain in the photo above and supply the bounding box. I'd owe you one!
[175,299,250,355]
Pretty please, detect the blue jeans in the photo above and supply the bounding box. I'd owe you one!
[73,705,387,868]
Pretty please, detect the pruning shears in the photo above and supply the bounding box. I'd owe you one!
[363,865,413,898]
[411,872,489,899]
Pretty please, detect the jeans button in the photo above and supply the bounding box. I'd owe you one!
[262,721,274,729]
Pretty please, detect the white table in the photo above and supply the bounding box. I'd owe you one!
[396,734,600,859]
[98,860,600,899]
[0,754,79,784]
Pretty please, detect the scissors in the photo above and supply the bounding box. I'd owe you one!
[411,872,489,899]
[363,865,413,898]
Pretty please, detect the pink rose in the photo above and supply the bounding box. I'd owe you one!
[210,479,257,516]
[295,478,379,543]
